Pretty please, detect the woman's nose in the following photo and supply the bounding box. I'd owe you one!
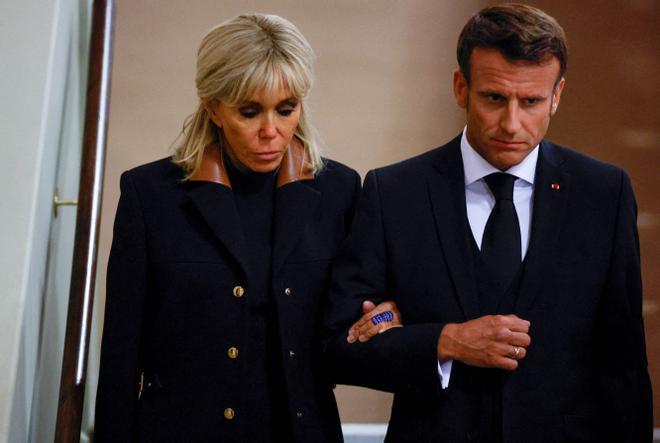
[259,115,277,138]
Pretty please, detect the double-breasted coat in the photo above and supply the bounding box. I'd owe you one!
[96,143,360,442]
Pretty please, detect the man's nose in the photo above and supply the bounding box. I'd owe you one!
[500,102,522,135]
[260,115,277,138]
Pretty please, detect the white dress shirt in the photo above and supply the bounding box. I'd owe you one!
[437,129,538,389]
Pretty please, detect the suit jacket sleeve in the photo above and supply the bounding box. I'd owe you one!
[324,170,444,393]
[595,170,653,442]
[95,172,148,441]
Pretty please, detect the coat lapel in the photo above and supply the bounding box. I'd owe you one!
[427,137,480,320]
[271,181,321,276]
[187,182,252,278]
[515,141,570,316]
[186,139,317,279]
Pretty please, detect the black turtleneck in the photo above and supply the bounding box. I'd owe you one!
[224,156,292,442]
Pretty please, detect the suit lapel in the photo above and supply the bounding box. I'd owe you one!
[515,141,570,316]
[427,137,480,320]
[271,181,321,276]
[187,182,252,278]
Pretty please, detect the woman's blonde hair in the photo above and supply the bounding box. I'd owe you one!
[173,13,322,178]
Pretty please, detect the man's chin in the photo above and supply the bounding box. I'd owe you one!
[488,152,530,170]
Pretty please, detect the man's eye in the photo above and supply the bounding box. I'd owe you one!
[486,94,504,103]
[525,98,539,105]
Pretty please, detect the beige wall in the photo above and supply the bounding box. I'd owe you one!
[98,0,659,425]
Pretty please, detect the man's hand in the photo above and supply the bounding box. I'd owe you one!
[347,300,402,343]
[437,315,531,371]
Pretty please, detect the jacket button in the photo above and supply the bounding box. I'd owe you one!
[233,286,245,298]
[289,350,296,358]
[296,411,303,418]
[224,408,235,420]
[284,287,292,296]
[227,347,239,359]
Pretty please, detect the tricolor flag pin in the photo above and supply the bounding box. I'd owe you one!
[551,183,560,190]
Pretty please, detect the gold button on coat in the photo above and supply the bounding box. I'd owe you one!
[233,286,245,298]
[284,287,292,296]
[227,347,239,359]
[224,408,235,420]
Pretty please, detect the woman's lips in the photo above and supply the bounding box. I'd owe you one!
[255,151,281,161]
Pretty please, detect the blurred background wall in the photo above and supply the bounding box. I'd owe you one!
[96,0,659,428]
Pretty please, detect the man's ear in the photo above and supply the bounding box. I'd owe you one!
[550,77,565,116]
[453,70,469,109]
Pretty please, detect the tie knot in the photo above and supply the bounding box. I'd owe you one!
[484,172,516,201]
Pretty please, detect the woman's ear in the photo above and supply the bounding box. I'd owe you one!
[204,99,222,127]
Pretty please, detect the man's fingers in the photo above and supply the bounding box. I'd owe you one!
[347,324,359,343]
[493,356,519,371]
[362,300,377,315]
[348,300,387,343]
[443,316,530,369]
[500,343,527,361]
[358,323,402,342]
[358,324,382,342]
[512,346,527,360]
[349,299,402,344]
[498,314,531,333]
[356,300,396,327]
[354,300,380,328]
[507,331,531,348]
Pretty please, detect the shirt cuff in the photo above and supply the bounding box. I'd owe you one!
[436,359,453,389]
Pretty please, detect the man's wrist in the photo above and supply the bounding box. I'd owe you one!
[437,323,457,362]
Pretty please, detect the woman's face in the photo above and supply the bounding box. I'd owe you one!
[207,87,301,173]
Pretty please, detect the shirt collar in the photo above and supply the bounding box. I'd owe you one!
[460,127,538,186]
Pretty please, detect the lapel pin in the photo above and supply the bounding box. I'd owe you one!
[551,183,560,190]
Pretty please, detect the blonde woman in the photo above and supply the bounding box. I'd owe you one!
[96,14,370,442]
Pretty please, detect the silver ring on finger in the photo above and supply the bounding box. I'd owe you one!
[513,346,521,359]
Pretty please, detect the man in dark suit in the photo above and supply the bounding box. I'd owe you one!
[325,4,652,442]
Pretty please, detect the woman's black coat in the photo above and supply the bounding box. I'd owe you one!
[95,146,360,442]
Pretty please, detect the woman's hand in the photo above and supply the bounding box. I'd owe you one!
[346,300,402,343]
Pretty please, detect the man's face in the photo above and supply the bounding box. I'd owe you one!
[454,48,565,170]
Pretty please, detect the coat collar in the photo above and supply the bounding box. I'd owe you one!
[186,137,319,281]
[189,138,314,188]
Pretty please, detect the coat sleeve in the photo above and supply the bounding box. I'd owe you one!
[594,170,652,442]
[324,170,444,393]
[95,172,148,441]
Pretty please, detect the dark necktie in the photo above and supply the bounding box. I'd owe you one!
[481,172,521,297]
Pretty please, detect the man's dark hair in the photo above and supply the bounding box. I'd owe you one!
[457,3,567,85]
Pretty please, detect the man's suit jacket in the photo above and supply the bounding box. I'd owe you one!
[96,154,360,442]
[325,135,652,442]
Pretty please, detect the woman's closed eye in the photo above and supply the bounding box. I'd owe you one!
[238,105,260,118]
[277,106,295,117]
